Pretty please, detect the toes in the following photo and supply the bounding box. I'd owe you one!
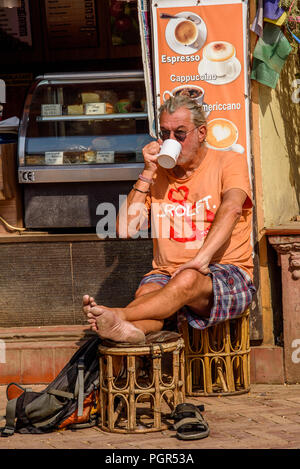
[82,294,90,305]
[83,295,97,308]
[87,312,96,319]
[90,306,106,316]
[82,295,99,317]
[83,307,91,317]
[87,318,96,325]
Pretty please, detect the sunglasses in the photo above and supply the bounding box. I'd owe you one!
[159,126,199,143]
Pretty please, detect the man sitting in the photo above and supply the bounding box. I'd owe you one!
[83,95,256,343]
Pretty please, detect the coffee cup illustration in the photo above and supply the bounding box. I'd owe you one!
[163,85,205,105]
[205,118,244,154]
[173,18,200,48]
[202,41,236,78]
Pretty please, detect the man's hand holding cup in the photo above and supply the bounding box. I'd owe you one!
[142,140,161,175]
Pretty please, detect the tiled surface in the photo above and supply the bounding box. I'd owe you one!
[0,384,299,449]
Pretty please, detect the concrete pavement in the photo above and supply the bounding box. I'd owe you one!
[0,383,300,450]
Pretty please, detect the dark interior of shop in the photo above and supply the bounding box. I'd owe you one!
[0,0,144,119]
[0,0,153,233]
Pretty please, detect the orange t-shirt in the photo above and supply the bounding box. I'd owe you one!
[144,149,254,279]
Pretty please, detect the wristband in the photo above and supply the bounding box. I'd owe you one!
[132,184,150,194]
[138,174,153,185]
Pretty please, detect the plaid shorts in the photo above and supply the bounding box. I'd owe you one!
[138,264,256,330]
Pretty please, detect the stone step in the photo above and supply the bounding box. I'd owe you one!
[0,325,285,385]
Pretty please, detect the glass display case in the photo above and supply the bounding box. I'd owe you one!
[18,71,155,229]
[18,70,153,183]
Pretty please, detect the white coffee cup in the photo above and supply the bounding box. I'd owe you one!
[163,84,204,106]
[173,18,199,47]
[205,118,244,154]
[202,41,236,78]
[157,139,182,169]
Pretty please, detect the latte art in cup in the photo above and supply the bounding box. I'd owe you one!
[202,41,236,78]
[174,20,198,46]
[206,119,237,149]
[204,41,235,62]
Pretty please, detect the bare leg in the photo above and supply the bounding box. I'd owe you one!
[82,269,213,342]
[130,283,165,333]
[83,284,165,337]
[123,269,213,321]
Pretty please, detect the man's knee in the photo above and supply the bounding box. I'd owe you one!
[176,268,202,287]
[135,282,163,298]
[175,269,209,297]
[175,269,213,313]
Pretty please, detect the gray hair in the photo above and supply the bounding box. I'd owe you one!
[158,95,207,127]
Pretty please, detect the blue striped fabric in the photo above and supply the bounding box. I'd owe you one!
[139,264,256,330]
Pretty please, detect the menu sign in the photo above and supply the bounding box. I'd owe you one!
[44,0,98,49]
[151,0,250,163]
[0,0,32,47]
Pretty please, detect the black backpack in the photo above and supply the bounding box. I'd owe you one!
[1,336,100,437]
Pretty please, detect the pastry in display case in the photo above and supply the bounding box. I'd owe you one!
[17,71,155,228]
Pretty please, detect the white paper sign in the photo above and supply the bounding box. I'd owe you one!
[41,104,62,116]
[96,151,114,163]
[45,151,64,165]
[84,103,106,115]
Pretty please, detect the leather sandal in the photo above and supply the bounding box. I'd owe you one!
[171,403,210,440]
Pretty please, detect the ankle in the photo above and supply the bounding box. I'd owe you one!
[117,308,127,322]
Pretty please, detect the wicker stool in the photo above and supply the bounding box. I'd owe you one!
[98,331,185,433]
[181,309,250,396]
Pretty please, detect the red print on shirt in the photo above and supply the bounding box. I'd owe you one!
[167,186,215,243]
[168,186,189,204]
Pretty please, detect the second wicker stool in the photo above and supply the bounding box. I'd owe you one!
[181,309,250,396]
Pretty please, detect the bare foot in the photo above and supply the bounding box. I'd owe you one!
[91,304,145,344]
[82,294,145,343]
